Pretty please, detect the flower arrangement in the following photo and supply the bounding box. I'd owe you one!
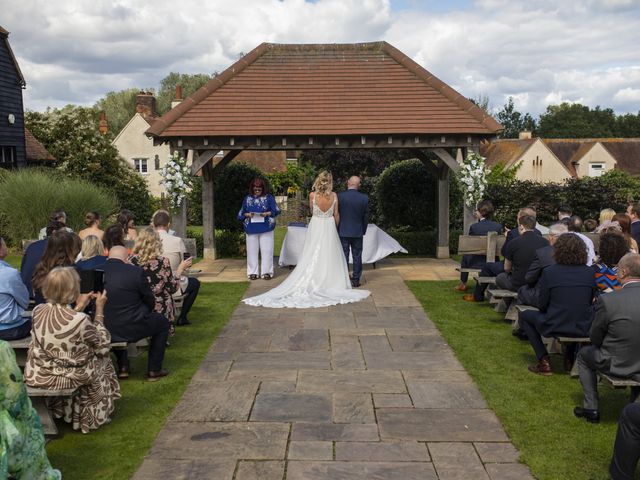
[458,151,490,208]
[159,152,194,209]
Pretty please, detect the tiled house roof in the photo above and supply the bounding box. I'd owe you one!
[24,128,55,163]
[600,139,640,175]
[0,25,25,86]
[480,139,535,167]
[147,42,502,138]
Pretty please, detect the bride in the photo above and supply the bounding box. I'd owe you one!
[243,171,371,308]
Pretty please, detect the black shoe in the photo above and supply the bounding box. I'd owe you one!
[147,369,170,382]
[352,281,361,288]
[176,318,191,326]
[249,274,258,280]
[511,328,528,341]
[574,407,600,423]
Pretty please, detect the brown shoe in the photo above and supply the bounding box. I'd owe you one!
[462,294,477,302]
[118,367,130,379]
[147,369,170,382]
[454,283,467,292]
[528,356,553,376]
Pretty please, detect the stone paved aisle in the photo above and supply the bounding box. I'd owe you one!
[134,269,535,480]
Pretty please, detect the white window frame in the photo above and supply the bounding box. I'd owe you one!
[589,163,605,177]
[133,157,149,174]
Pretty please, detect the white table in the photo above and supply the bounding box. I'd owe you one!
[278,223,408,266]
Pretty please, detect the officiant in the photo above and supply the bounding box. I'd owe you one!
[238,178,281,280]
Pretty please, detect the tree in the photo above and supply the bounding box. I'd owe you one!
[25,106,152,221]
[94,88,144,135]
[496,97,537,138]
[469,94,491,115]
[156,72,214,114]
[538,103,616,138]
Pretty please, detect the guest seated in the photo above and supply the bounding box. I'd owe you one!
[627,202,640,248]
[103,246,170,381]
[495,213,549,292]
[519,234,595,376]
[464,207,542,302]
[24,267,120,433]
[21,220,65,298]
[130,227,190,335]
[517,222,568,308]
[600,208,616,225]
[610,403,640,480]
[38,210,73,240]
[0,237,30,340]
[567,215,596,266]
[78,211,104,241]
[152,211,200,326]
[584,218,598,233]
[117,209,138,241]
[455,200,502,292]
[31,230,81,305]
[613,213,639,253]
[76,235,108,271]
[574,253,640,424]
[558,204,572,221]
[593,232,628,293]
[103,224,125,254]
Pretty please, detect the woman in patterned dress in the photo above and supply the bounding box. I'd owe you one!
[25,267,120,434]
[130,227,189,335]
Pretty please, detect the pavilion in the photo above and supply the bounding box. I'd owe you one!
[146,42,502,259]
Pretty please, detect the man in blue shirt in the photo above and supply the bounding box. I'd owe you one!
[0,237,31,340]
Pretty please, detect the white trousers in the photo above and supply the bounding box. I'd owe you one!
[246,230,275,277]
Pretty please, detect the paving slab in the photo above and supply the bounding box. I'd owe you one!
[170,380,259,422]
[407,381,487,409]
[373,393,414,408]
[485,463,536,480]
[233,352,331,370]
[286,460,437,480]
[291,423,380,442]
[251,393,332,422]
[288,441,334,460]
[132,458,236,480]
[297,370,406,393]
[429,442,490,480]
[269,329,329,352]
[333,393,375,423]
[474,442,520,463]
[335,441,430,462]
[235,460,285,480]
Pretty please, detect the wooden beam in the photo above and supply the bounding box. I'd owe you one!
[412,150,438,176]
[437,159,450,259]
[432,147,460,173]
[212,149,242,177]
[202,162,215,260]
[191,149,217,175]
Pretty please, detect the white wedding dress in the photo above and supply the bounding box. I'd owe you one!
[243,195,371,308]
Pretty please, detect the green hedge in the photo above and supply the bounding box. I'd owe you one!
[387,229,462,256]
[186,227,244,258]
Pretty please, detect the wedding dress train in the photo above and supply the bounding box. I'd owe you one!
[243,196,371,308]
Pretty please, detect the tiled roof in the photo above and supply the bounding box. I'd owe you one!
[600,139,640,175]
[0,25,26,86]
[480,139,535,167]
[25,128,55,163]
[147,42,502,138]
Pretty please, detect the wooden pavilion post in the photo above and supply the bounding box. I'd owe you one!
[202,162,215,259]
[436,159,450,259]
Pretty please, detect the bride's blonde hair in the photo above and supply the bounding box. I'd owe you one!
[312,171,333,196]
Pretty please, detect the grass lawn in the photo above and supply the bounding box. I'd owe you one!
[45,282,247,480]
[5,252,22,269]
[408,280,631,480]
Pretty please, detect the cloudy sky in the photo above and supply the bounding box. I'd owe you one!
[2,0,639,116]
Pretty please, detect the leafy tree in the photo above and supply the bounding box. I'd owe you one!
[25,106,152,222]
[538,103,616,138]
[94,88,144,135]
[469,94,491,115]
[614,112,640,137]
[156,72,214,114]
[496,97,537,138]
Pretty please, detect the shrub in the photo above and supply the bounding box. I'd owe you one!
[386,229,462,255]
[376,159,437,231]
[186,227,244,257]
[0,169,118,242]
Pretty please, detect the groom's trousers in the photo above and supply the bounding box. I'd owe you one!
[340,236,363,283]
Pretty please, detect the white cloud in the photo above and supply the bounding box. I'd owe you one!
[2,0,639,116]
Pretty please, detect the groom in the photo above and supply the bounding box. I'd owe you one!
[338,176,370,288]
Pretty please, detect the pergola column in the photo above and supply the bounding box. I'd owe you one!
[436,159,450,259]
[202,162,215,259]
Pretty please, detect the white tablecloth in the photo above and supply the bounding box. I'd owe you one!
[278,224,408,266]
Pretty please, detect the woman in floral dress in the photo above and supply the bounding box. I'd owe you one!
[25,267,120,434]
[130,227,189,335]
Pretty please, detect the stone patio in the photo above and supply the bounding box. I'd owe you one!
[134,267,534,480]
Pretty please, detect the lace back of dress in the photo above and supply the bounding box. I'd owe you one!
[313,194,335,218]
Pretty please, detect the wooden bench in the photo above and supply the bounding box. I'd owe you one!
[456,231,506,279]
[27,386,78,436]
[555,337,590,377]
[9,337,31,367]
[486,289,518,313]
[599,372,640,403]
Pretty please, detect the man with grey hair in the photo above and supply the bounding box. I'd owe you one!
[517,223,569,308]
[337,176,369,288]
[574,253,640,424]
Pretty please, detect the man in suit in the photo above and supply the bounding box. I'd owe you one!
[627,202,640,248]
[103,246,170,381]
[574,252,640,424]
[337,176,369,288]
[455,200,502,292]
[517,222,568,308]
[20,220,65,298]
[610,402,640,480]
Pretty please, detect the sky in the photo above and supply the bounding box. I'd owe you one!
[2,0,640,116]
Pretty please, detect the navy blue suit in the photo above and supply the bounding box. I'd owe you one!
[20,238,48,298]
[519,264,595,360]
[337,189,369,284]
[459,218,502,283]
[632,221,640,250]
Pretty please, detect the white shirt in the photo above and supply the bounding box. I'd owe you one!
[571,232,596,267]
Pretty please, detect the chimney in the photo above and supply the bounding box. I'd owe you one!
[98,111,108,135]
[519,130,532,140]
[171,84,183,110]
[135,91,156,122]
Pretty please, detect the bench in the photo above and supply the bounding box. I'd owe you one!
[486,289,518,313]
[27,386,78,436]
[599,372,640,403]
[555,337,590,377]
[9,337,31,367]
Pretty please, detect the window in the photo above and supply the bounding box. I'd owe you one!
[133,158,148,174]
[286,156,298,165]
[589,163,605,177]
[0,146,16,167]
